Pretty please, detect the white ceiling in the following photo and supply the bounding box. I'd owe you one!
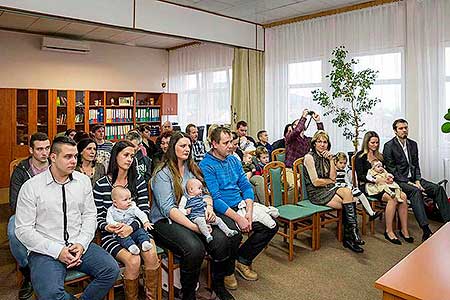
[0,10,193,49]
[164,0,370,24]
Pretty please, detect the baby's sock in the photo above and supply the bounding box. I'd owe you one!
[226,230,239,237]
[141,241,153,252]
[128,244,140,255]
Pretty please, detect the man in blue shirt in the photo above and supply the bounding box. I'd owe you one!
[200,126,278,290]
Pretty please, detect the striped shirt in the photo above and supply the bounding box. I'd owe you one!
[93,174,149,257]
[336,169,348,185]
[192,140,206,163]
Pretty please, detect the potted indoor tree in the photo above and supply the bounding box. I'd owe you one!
[312,46,380,153]
[442,109,450,133]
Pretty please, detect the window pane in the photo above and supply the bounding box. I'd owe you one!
[288,87,325,135]
[446,48,450,77]
[213,70,227,84]
[363,84,403,144]
[446,82,450,109]
[186,74,197,90]
[354,52,401,80]
[288,60,322,85]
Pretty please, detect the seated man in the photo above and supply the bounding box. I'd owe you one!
[186,123,206,163]
[383,119,450,241]
[9,132,50,300]
[200,127,278,290]
[15,136,119,300]
[255,130,273,158]
[236,120,256,152]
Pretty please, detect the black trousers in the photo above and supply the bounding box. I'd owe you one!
[397,179,450,227]
[152,214,242,300]
[231,206,279,266]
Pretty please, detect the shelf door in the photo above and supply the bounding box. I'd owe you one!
[37,89,50,137]
[0,88,13,188]
[75,90,88,132]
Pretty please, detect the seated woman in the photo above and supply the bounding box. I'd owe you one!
[303,130,364,253]
[76,138,106,186]
[355,131,412,245]
[152,130,172,169]
[93,140,160,300]
[151,132,242,300]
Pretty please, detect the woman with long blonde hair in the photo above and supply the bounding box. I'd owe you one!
[150,131,241,300]
[355,131,411,245]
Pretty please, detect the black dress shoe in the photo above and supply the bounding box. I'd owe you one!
[18,279,33,300]
[369,211,382,221]
[343,240,364,253]
[384,232,402,245]
[399,231,414,243]
[422,231,432,241]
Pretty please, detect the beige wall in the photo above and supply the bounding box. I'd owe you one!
[0,30,168,91]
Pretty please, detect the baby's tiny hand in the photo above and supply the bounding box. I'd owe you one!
[186,208,192,215]
[144,222,154,231]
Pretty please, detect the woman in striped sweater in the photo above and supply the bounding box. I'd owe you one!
[93,140,159,300]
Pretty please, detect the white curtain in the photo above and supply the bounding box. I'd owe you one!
[265,2,406,153]
[406,0,450,182]
[168,43,233,134]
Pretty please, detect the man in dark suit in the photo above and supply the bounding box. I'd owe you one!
[383,119,450,241]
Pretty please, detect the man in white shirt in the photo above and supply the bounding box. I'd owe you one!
[15,136,119,300]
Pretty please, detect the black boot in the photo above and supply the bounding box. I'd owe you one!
[180,269,200,300]
[352,203,365,245]
[421,225,432,241]
[18,266,33,300]
[342,203,364,253]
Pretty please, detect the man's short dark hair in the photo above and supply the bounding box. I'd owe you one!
[210,126,231,144]
[392,119,408,130]
[91,124,104,133]
[51,136,77,154]
[257,130,266,141]
[29,132,49,148]
[236,120,247,129]
[185,124,196,134]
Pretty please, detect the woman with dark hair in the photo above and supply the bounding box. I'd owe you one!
[355,131,411,245]
[137,124,157,158]
[73,131,90,144]
[230,131,243,161]
[151,131,241,300]
[152,130,173,168]
[75,138,106,186]
[64,128,77,140]
[93,140,159,300]
[303,130,364,253]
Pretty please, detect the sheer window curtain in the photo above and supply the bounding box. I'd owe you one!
[406,0,450,182]
[169,43,233,134]
[265,2,405,153]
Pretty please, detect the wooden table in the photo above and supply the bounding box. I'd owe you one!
[375,222,450,300]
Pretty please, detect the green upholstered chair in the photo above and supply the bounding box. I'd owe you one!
[263,161,318,261]
[292,158,343,250]
[271,148,285,162]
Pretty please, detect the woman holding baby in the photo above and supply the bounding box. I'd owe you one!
[354,131,412,245]
[150,131,241,300]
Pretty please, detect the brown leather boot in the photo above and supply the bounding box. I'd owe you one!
[143,263,160,300]
[124,278,139,300]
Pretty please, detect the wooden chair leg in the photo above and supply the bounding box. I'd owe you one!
[206,259,212,290]
[158,265,162,300]
[337,210,343,242]
[316,215,322,250]
[107,286,114,300]
[288,221,294,261]
[311,214,317,251]
[361,210,367,235]
[168,252,175,300]
[370,202,376,234]
[283,224,288,243]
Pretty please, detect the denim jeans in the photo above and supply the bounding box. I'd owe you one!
[7,215,28,268]
[28,243,120,300]
[116,227,149,249]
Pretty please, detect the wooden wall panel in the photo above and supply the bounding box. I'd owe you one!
[0,89,13,188]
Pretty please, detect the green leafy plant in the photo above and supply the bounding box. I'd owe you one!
[312,46,380,153]
[442,109,450,133]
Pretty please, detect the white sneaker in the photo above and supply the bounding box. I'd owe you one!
[128,244,140,255]
[141,241,153,251]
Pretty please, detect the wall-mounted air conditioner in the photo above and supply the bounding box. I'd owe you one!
[41,37,90,54]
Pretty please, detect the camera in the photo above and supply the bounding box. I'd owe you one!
[307,110,315,116]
